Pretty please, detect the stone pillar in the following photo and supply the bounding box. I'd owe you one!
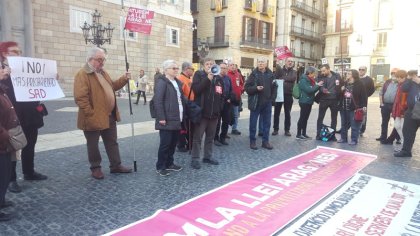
[23,0,34,57]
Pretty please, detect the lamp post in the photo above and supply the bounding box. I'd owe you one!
[197,40,210,61]
[81,9,114,47]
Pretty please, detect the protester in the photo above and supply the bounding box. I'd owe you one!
[394,71,420,157]
[0,42,47,193]
[227,62,244,135]
[133,69,147,105]
[376,68,399,142]
[296,66,324,140]
[176,62,195,152]
[0,81,17,221]
[315,64,344,141]
[337,69,367,145]
[391,70,408,152]
[74,47,132,179]
[214,62,233,146]
[154,60,184,176]
[273,58,297,136]
[190,57,224,169]
[245,57,277,150]
[358,66,376,137]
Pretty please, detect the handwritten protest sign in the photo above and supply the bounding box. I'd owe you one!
[8,57,64,101]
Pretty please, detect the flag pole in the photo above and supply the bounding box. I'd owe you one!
[121,0,137,172]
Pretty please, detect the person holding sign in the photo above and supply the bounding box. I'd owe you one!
[74,47,132,180]
[0,42,48,192]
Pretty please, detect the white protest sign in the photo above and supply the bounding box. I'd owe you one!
[275,79,284,102]
[321,58,328,65]
[7,57,64,101]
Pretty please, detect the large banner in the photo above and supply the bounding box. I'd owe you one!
[281,173,420,236]
[7,57,64,101]
[105,147,376,236]
[124,7,154,34]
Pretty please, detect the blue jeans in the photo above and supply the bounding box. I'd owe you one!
[250,102,272,143]
[340,110,362,143]
[232,105,239,131]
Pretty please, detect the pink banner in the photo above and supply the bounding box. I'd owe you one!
[275,46,294,60]
[106,147,376,236]
[124,7,154,35]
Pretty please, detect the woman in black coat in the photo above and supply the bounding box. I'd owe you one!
[154,60,184,176]
[338,69,367,145]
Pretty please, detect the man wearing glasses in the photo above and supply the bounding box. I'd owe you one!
[74,47,132,180]
[358,66,375,137]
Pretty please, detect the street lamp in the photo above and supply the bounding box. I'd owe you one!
[81,9,114,47]
[197,40,210,60]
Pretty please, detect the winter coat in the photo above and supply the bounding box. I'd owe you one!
[0,88,19,153]
[402,79,420,111]
[316,71,344,101]
[154,75,184,130]
[298,75,320,105]
[340,79,367,111]
[392,81,408,118]
[275,65,297,95]
[0,72,44,129]
[227,70,244,101]
[178,72,194,101]
[74,63,127,131]
[245,67,277,107]
[192,70,224,119]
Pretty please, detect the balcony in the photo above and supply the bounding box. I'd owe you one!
[335,46,349,56]
[206,35,230,48]
[290,0,321,19]
[373,44,388,56]
[261,4,275,17]
[290,26,323,43]
[325,23,353,34]
[240,36,274,50]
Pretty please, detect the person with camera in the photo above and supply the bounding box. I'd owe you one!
[337,69,367,145]
[0,42,48,194]
[190,58,224,169]
[245,57,277,150]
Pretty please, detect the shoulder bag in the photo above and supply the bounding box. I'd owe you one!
[8,125,27,151]
[411,101,420,120]
[292,80,301,99]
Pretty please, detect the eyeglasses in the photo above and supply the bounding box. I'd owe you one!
[358,69,366,71]
[188,67,195,71]
[94,57,106,63]
[171,67,179,70]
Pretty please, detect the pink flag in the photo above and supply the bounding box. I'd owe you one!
[124,7,154,35]
[275,46,294,60]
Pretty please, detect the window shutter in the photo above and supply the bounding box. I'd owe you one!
[335,10,341,32]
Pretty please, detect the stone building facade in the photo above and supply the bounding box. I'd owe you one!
[0,0,193,95]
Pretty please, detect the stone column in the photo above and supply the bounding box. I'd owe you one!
[23,0,34,57]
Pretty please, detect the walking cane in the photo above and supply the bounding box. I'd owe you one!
[121,1,137,172]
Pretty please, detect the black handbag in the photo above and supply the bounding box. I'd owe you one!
[248,93,258,111]
[412,101,420,120]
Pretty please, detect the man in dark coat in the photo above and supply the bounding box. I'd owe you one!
[358,66,376,137]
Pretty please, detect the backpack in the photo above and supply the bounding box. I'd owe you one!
[319,124,335,142]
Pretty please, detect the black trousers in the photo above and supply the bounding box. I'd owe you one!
[156,130,179,170]
[379,103,393,139]
[317,99,339,135]
[21,126,39,175]
[297,103,313,136]
[135,90,146,104]
[215,103,232,140]
[273,95,293,132]
[0,152,12,204]
[401,111,420,154]
[177,119,194,150]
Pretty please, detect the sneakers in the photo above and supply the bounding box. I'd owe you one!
[231,130,241,135]
[156,169,170,176]
[214,139,223,146]
[166,164,182,171]
[337,139,347,143]
[296,135,306,140]
[272,130,279,136]
[8,181,21,193]
[191,159,201,169]
[24,172,47,181]
[91,168,104,180]
[262,142,273,150]
[376,137,385,141]
[303,134,312,139]
[380,139,393,145]
[396,140,402,144]
[203,158,219,165]
[250,141,258,150]
[284,131,292,137]
[394,150,412,158]
[348,141,357,145]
